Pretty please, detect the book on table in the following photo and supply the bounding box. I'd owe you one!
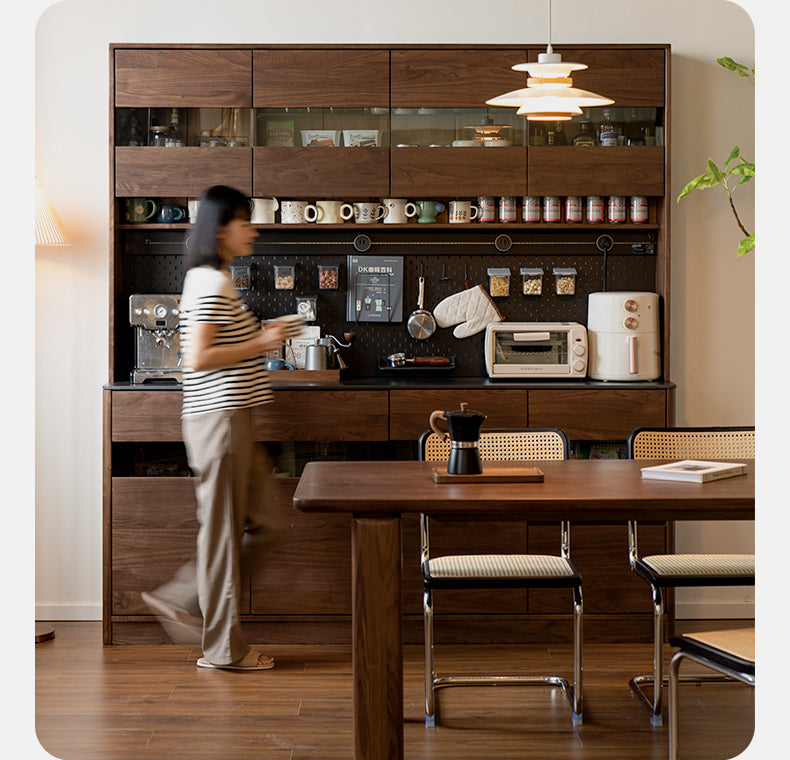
[640,460,748,483]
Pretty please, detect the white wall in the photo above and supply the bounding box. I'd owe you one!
[29,0,761,621]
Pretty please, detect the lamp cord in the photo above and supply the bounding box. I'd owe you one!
[546,0,553,54]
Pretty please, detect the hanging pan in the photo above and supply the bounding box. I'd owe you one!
[407,275,436,340]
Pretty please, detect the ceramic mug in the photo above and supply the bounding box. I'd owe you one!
[124,197,157,223]
[353,202,386,224]
[250,197,279,224]
[304,200,354,224]
[156,205,185,223]
[280,200,309,224]
[416,200,446,224]
[264,359,295,370]
[448,200,479,224]
[187,199,200,224]
[382,198,417,224]
[477,196,496,223]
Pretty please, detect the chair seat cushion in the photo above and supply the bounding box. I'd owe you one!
[641,553,754,578]
[427,554,575,579]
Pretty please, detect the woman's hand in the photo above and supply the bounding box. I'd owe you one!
[186,320,287,372]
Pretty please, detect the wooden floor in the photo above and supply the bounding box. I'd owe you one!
[35,622,753,760]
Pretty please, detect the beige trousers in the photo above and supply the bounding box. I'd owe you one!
[157,407,279,664]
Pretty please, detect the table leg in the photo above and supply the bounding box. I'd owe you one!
[352,515,404,760]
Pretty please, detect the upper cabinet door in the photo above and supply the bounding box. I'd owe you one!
[534,47,667,107]
[253,50,389,107]
[391,49,527,108]
[114,49,252,107]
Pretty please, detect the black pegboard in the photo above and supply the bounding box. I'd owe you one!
[119,227,658,379]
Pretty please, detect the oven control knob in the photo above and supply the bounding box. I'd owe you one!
[573,344,585,356]
[624,317,638,330]
[624,299,638,312]
[573,360,585,372]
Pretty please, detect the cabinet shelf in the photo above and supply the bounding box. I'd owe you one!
[119,222,661,231]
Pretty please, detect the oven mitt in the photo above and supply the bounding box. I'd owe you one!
[432,284,504,339]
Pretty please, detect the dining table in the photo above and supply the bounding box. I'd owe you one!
[292,458,755,760]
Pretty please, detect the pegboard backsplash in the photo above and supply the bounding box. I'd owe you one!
[119,227,658,379]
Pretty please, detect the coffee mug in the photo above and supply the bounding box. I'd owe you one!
[382,198,417,224]
[280,200,309,224]
[156,205,185,223]
[477,196,496,223]
[353,202,386,224]
[187,199,200,224]
[124,197,157,223]
[448,200,479,224]
[304,200,354,224]
[250,197,279,224]
[416,200,446,224]
[264,359,295,371]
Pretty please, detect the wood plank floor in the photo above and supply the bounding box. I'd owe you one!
[35,622,753,760]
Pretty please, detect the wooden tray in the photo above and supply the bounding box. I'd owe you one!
[432,466,544,483]
[267,369,341,384]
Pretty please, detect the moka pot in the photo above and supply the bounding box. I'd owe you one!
[429,402,487,475]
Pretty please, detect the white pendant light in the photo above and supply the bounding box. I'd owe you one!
[35,178,70,247]
[486,0,614,121]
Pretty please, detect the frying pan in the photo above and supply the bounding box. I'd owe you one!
[407,275,436,340]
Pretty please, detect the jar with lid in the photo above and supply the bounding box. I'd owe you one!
[487,267,511,297]
[149,125,169,147]
[543,196,561,223]
[553,267,577,296]
[564,196,582,223]
[630,196,648,223]
[520,267,543,296]
[522,196,541,223]
[317,263,340,290]
[296,295,318,322]
[607,196,627,223]
[230,264,252,290]
[586,196,604,223]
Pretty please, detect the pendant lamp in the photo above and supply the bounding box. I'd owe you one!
[486,0,614,121]
[35,178,70,247]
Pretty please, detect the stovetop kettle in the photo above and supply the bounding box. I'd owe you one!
[429,402,487,475]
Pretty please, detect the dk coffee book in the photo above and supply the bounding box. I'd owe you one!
[641,460,748,483]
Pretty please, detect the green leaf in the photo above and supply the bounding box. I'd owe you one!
[677,172,719,200]
[724,146,740,167]
[717,57,755,84]
[737,233,755,257]
[706,159,725,183]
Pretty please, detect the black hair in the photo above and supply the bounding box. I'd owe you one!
[184,185,251,270]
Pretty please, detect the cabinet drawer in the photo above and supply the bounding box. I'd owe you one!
[391,147,527,197]
[528,146,664,197]
[253,147,389,198]
[543,47,666,107]
[528,389,667,440]
[111,477,199,614]
[391,49,526,107]
[112,391,183,441]
[115,146,252,197]
[253,390,388,441]
[389,389,527,441]
[253,49,389,107]
[114,49,252,107]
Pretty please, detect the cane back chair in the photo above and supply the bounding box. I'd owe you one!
[627,426,755,725]
[419,427,583,727]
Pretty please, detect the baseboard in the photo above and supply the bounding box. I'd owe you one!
[36,604,102,621]
[675,601,755,619]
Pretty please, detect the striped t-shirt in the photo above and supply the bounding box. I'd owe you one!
[180,266,272,416]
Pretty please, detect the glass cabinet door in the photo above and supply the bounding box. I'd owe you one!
[254,108,389,148]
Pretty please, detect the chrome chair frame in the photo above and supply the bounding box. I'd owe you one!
[419,428,583,727]
[668,629,755,760]
[626,426,755,725]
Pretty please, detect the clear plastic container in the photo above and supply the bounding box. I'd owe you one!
[520,267,543,296]
[295,295,317,322]
[274,264,295,290]
[230,264,251,290]
[317,263,339,290]
[487,267,510,297]
[553,267,577,296]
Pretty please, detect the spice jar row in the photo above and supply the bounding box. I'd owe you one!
[230,262,340,291]
[487,195,650,224]
[488,267,578,298]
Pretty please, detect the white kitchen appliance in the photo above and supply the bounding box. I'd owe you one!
[587,292,661,381]
[485,322,588,378]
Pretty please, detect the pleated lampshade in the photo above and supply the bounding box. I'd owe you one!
[35,179,70,246]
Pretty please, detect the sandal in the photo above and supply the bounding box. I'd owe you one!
[196,650,275,671]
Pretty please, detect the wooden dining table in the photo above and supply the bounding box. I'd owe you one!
[292,458,755,760]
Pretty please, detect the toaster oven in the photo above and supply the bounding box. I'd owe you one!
[484,322,588,378]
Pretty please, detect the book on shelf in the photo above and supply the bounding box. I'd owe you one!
[640,460,748,483]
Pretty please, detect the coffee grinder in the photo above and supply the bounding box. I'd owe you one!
[129,294,183,383]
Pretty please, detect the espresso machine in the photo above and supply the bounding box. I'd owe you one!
[129,294,182,383]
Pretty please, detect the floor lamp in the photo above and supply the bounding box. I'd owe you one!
[34,178,70,644]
